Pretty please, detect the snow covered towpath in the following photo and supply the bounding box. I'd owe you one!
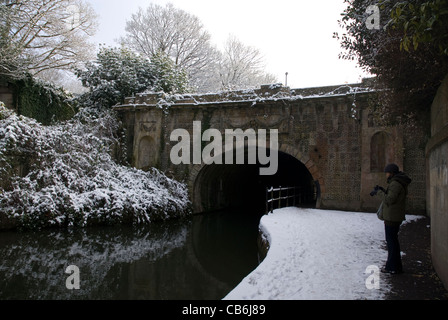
[224,208,422,300]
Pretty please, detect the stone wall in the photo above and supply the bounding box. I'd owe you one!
[116,81,428,215]
[426,74,448,289]
[0,82,15,111]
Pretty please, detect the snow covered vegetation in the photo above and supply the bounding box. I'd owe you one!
[0,102,190,230]
[75,47,190,109]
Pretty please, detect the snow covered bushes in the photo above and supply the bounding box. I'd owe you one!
[75,47,189,109]
[0,103,190,230]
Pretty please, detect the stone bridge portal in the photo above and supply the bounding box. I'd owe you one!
[115,80,427,215]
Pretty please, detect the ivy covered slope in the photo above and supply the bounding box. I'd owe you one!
[0,103,190,230]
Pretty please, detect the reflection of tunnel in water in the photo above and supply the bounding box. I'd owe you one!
[191,209,261,289]
[194,150,317,213]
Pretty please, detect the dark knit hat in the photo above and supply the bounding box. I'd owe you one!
[384,163,399,174]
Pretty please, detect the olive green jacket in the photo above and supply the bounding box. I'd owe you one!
[378,172,412,224]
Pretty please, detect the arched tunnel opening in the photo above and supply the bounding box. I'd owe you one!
[193,150,318,215]
[190,149,319,291]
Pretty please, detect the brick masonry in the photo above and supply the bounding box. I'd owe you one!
[115,81,428,215]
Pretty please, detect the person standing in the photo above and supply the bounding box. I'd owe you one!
[370,163,412,274]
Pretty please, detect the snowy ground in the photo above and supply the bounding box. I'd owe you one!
[224,208,422,300]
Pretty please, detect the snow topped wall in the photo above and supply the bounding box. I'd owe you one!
[122,79,375,107]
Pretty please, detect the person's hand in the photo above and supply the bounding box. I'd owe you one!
[370,185,385,197]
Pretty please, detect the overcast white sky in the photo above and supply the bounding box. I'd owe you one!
[88,0,370,89]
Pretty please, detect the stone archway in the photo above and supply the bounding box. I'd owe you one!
[189,144,324,214]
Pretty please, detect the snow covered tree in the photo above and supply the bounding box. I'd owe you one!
[0,0,98,81]
[76,47,155,108]
[121,3,276,93]
[150,51,190,94]
[121,3,216,91]
[335,0,448,126]
[218,35,277,91]
[76,47,189,108]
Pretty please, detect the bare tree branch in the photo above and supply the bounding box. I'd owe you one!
[121,3,215,88]
[120,3,277,93]
[0,0,98,80]
[219,35,276,90]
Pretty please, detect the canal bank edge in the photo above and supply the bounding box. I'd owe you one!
[257,229,270,263]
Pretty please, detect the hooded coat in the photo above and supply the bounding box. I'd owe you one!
[378,172,412,224]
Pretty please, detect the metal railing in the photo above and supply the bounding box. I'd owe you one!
[265,186,316,214]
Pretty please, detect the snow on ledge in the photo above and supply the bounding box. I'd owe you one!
[224,208,423,300]
[118,80,376,109]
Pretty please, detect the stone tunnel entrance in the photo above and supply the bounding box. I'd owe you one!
[193,150,318,214]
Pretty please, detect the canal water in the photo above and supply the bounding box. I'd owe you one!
[0,209,262,300]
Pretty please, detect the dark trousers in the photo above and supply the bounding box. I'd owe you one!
[385,224,403,272]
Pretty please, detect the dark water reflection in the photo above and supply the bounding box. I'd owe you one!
[0,209,261,300]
